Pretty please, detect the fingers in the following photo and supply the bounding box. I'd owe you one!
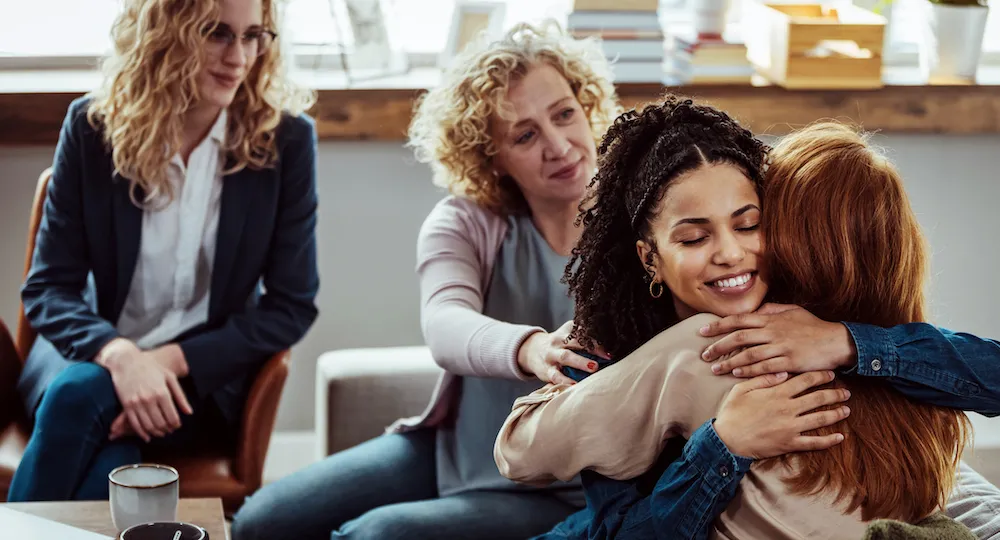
[126,409,151,443]
[167,377,194,416]
[699,313,767,338]
[758,303,798,315]
[711,345,785,375]
[553,320,575,340]
[702,329,771,362]
[797,405,851,433]
[109,413,127,441]
[789,432,846,452]
[732,372,789,394]
[793,388,851,415]
[158,392,182,432]
[777,371,836,398]
[591,344,612,361]
[556,349,598,374]
[141,399,168,438]
[547,365,577,386]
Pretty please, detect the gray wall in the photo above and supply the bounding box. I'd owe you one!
[2,135,999,446]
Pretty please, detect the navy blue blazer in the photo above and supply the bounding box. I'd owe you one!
[17,97,320,425]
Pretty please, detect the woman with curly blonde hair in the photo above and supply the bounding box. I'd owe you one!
[9,0,319,502]
[230,19,620,540]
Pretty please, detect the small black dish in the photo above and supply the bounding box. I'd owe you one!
[119,522,208,540]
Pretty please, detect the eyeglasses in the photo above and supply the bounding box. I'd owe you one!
[204,22,277,58]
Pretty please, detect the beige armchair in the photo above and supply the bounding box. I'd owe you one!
[315,346,442,458]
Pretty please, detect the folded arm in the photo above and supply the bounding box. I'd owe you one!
[21,101,120,362]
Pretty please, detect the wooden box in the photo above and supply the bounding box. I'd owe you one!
[743,3,887,89]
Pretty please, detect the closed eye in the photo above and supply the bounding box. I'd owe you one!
[737,224,760,232]
[680,237,707,246]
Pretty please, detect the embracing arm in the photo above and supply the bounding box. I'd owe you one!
[700,305,1000,417]
[580,420,754,540]
[21,99,120,362]
[844,322,1000,417]
[178,116,320,398]
[494,313,732,483]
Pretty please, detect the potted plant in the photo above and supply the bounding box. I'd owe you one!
[920,0,990,81]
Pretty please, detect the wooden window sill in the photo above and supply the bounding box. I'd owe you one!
[1,67,998,146]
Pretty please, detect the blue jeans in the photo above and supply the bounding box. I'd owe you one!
[7,361,227,502]
[231,429,578,540]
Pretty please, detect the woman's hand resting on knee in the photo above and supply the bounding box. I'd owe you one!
[96,338,194,442]
[713,370,851,459]
[516,320,611,385]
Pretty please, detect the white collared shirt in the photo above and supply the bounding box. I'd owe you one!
[116,110,227,349]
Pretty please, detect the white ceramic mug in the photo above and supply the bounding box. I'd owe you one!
[109,464,180,532]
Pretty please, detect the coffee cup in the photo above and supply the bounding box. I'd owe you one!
[109,464,180,531]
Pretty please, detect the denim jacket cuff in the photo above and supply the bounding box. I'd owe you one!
[843,322,899,377]
[686,421,754,492]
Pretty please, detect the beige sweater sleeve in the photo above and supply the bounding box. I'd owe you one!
[494,313,741,485]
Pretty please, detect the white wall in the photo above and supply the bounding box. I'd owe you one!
[2,135,999,451]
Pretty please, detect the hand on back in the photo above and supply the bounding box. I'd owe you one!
[714,370,851,459]
[517,320,611,385]
[700,304,856,378]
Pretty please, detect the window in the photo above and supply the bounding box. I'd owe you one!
[1,0,997,69]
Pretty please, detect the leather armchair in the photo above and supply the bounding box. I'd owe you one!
[0,168,291,514]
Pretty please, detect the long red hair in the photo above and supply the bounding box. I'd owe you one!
[756,122,970,522]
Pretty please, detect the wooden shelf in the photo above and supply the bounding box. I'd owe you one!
[1,68,999,146]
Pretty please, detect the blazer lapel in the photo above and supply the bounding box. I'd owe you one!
[210,166,254,318]
[112,173,143,320]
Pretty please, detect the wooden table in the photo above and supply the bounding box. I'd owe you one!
[1,497,227,539]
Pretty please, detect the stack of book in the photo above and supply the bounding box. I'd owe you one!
[665,27,754,85]
[567,0,666,83]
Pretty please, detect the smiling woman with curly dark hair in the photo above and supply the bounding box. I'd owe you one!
[565,95,769,360]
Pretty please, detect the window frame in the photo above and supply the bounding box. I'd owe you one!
[1,0,996,72]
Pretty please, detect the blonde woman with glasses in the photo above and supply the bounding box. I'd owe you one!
[8,0,319,502]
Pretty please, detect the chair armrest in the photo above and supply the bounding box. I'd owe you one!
[315,346,442,458]
[234,350,291,488]
[0,318,24,429]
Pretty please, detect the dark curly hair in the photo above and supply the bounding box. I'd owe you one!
[564,95,769,359]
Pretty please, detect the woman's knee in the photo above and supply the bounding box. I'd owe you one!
[36,362,118,424]
[332,505,440,540]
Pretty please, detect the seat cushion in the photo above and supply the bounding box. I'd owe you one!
[0,420,30,501]
[316,346,442,456]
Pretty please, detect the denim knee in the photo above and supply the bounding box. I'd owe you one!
[230,500,264,540]
[332,508,428,540]
[35,362,119,430]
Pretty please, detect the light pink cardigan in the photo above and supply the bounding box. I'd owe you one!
[386,196,543,433]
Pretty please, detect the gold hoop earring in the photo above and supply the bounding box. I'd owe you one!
[649,280,664,299]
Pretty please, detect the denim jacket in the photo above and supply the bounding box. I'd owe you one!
[540,321,1000,540]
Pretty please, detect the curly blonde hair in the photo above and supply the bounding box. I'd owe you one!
[87,0,315,206]
[407,20,621,216]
